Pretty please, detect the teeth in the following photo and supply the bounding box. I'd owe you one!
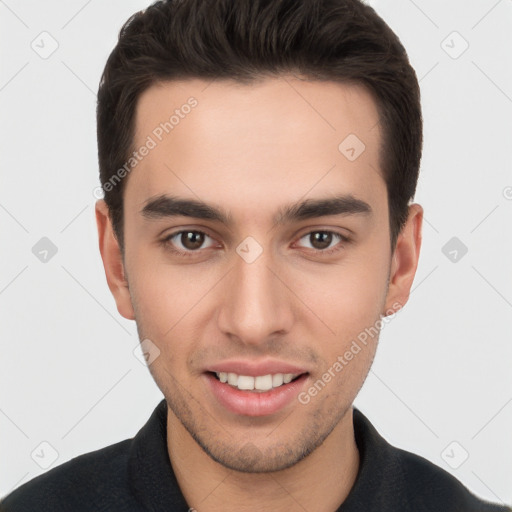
[272,373,284,387]
[255,374,273,391]
[215,372,300,391]
[237,375,254,390]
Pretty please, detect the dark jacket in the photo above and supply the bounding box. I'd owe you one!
[2,399,510,511]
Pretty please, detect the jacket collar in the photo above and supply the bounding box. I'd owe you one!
[127,399,405,511]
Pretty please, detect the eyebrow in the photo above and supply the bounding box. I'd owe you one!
[140,194,372,226]
[141,195,232,224]
[274,195,372,225]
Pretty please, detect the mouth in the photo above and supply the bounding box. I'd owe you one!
[210,371,304,392]
[204,369,309,417]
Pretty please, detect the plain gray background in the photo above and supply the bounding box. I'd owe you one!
[1,0,511,505]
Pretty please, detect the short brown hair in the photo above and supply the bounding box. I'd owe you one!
[97,0,422,251]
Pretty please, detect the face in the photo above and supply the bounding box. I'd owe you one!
[97,76,421,473]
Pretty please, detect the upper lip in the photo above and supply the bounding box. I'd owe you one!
[206,359,310,376]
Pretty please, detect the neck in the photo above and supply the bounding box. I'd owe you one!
[167,408,359,512]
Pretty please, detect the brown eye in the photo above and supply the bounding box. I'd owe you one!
[309,231,333,250]
[295,230,348,254]
[180,231,205,250]
[162,230,217,254]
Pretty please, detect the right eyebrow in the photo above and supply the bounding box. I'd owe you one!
[141,195,233,226]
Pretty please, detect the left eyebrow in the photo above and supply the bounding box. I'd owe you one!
[272,195,372,226]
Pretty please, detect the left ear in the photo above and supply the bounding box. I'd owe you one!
[383,203,423,314]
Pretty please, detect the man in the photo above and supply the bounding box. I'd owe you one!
[2,0,510,510]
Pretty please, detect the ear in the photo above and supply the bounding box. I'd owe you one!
[95,199,135,320]
[383,203,423,315]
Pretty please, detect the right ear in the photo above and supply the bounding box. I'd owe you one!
[95,199,135,320]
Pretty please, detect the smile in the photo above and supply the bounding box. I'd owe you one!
[214,372,301,392]
[205,370,309,416]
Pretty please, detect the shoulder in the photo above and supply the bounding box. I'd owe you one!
[351,408,510,511]
[1,439,139,512]
[394,445,510,511]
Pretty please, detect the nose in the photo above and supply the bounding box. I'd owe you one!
[216,245,294,347]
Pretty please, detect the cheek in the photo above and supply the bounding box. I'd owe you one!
[295,252,389,340]
[298,266,385,407]
[129,271,199,387]
[126,251,221,359]
[127,248,187,324]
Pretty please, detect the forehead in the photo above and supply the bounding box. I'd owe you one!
[126,76,384,222]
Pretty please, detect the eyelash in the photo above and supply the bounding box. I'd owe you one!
[160,229,350,258]
[160,231,218,259]
[300,232,350,256]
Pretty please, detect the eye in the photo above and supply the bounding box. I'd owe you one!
[295,230,348,253]
[162,230,218,253]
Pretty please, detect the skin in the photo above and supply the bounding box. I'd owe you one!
[96,76,423,512]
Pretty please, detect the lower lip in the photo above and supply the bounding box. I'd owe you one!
[204,373,308,417]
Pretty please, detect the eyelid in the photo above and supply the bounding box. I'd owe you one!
[161,228,220,253]
[294,225,351,242]
[293,229,350,250]
[292,227,352,261]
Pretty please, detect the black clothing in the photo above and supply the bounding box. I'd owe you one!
[2,399,510,511]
